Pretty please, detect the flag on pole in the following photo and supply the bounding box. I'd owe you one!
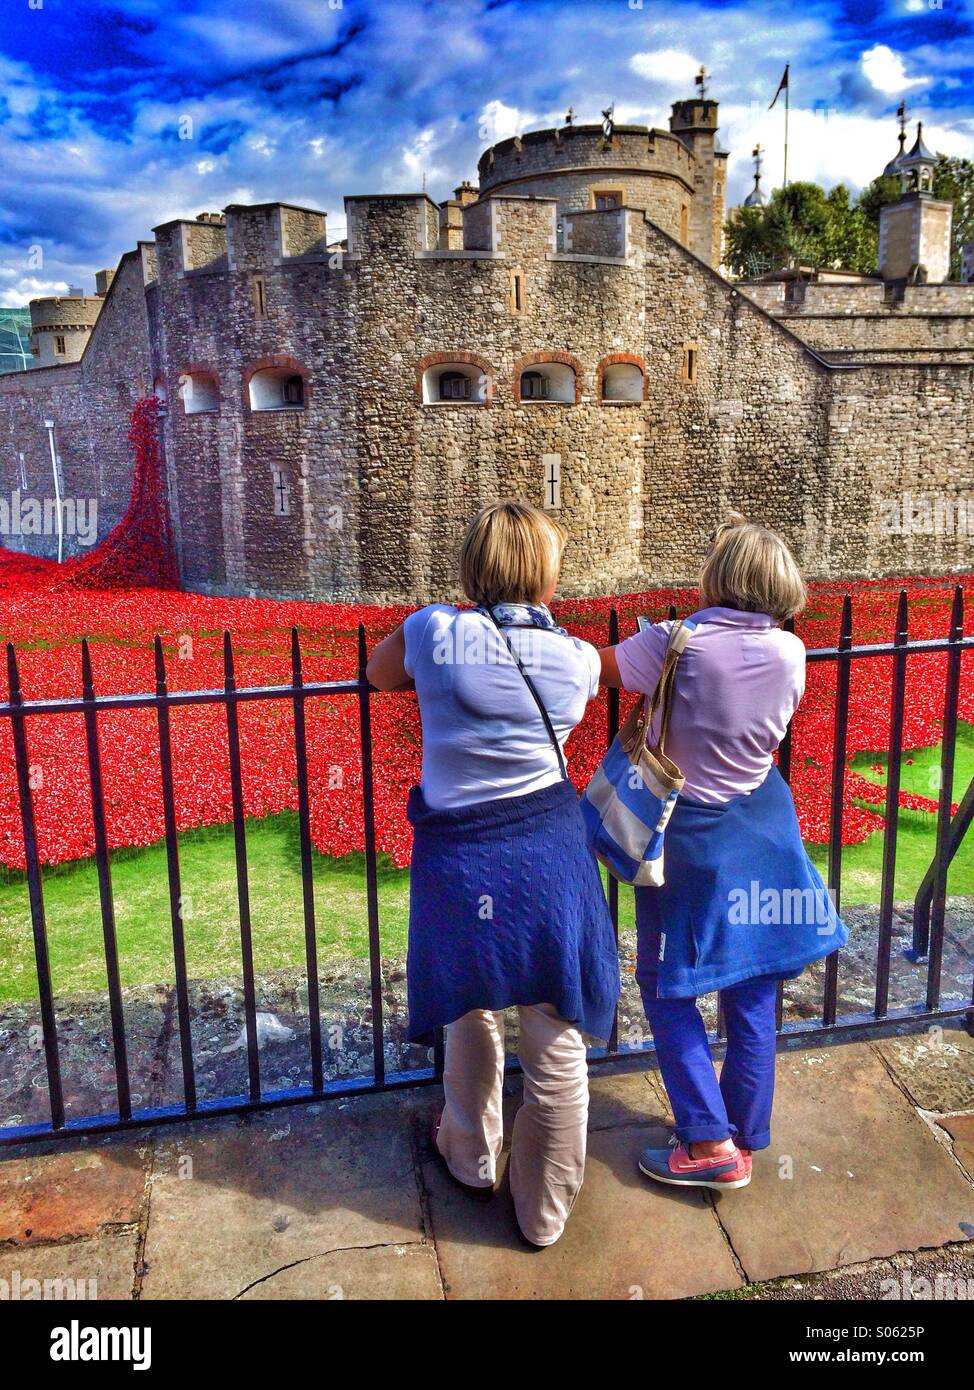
[769,64,789,110]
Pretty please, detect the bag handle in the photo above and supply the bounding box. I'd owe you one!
[483,613,569,783]
[644,619,692,757]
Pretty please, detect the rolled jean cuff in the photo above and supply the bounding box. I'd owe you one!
[735,1129,771,1151]
[675,1121,738,1144]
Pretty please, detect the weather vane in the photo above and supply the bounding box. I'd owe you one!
[565,105,574,127]
[601,103,615,141]
[695,66,708,98]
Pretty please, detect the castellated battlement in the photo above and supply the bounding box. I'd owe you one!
[152,217,229,279]
[146,191,608,280]
[345,193,440,258]
[28,296,103,330]
[478,124,695,193]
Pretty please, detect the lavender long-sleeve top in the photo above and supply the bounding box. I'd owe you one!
[614,605,806,806]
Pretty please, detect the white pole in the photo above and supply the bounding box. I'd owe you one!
[44,419,63,563]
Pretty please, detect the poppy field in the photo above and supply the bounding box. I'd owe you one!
[0,550,970,875]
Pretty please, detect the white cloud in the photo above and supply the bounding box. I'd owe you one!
[861,44,931,96]
[476,100,535,146]
[401,127,443,185]
[630,49,702,88]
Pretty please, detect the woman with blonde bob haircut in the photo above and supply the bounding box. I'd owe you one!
[599,513,846,1193]
[368,500,618,1247]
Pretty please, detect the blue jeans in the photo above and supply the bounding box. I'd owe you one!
[636,930,778,1150]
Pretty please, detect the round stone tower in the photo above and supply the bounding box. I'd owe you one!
[477,105,727,267]
[28,292,103,367]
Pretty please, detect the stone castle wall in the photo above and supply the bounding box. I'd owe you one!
[0,193,971,596]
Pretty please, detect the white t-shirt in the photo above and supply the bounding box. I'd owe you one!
[402,604,601,810]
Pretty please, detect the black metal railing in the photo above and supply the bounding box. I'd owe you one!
[0,589,971,1148]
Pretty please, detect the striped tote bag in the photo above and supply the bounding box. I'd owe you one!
[580,619,695,886]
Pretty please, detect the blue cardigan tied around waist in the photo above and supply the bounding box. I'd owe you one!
[406,779,620,1042]
[635,766,848,999]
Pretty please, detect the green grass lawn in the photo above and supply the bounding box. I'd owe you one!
[810,721,974,906]
[1,726,971,1003]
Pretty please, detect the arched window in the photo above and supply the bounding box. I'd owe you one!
[249,367,306,411]
[601,361,644,403]
[179,371,219,415]
[517,361,576,403]
[420,360,488,405]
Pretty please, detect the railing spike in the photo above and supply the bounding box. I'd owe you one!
[6,642,21,701]
[153,633,166,690]
[950,583,964,635]
[81,636,94,692]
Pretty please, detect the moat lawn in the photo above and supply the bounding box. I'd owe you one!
[0,725,971,1003]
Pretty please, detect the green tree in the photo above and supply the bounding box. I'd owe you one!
[726,157,974,279]
[724,181,877,278]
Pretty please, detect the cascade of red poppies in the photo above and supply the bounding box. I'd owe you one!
[52,396,179,591]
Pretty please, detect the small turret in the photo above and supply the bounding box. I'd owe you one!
[878,119,951,283]
[898,121,937,194]
[668,68,725,266]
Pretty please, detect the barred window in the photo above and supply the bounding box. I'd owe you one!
[520,371,549,400]
[439,371,471,400]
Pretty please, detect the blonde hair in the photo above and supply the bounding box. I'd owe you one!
[700,512,807,622]
[459,500,567,606]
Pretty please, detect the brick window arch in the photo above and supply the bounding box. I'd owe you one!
[416,351,493,405]
[244,355,310,412]
[596,353,646,405]
[513,352,582,405]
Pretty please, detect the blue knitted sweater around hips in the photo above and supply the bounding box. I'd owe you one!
[406,779,620,1042]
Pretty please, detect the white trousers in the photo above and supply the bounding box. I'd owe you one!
[434,1003,589,1247]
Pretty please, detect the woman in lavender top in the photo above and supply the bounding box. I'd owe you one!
[599,515,847,1191]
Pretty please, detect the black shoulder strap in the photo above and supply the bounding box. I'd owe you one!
[484,613,569,782]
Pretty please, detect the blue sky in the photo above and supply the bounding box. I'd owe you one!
[2,0,972,303]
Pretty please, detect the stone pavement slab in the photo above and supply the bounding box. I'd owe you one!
[715,1042,974,1282]
[422,1120,742,1300]
[0,1142,148,1245]
[874,1025,974,1111]
[140,1096,426,1299]
[0,1230,138,1301]
[236,1240,443,1299]
[586,1068,670,1130]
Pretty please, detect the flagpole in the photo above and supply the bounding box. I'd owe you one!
[784,69,789,187]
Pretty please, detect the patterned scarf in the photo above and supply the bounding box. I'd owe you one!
[476,601,568,635]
